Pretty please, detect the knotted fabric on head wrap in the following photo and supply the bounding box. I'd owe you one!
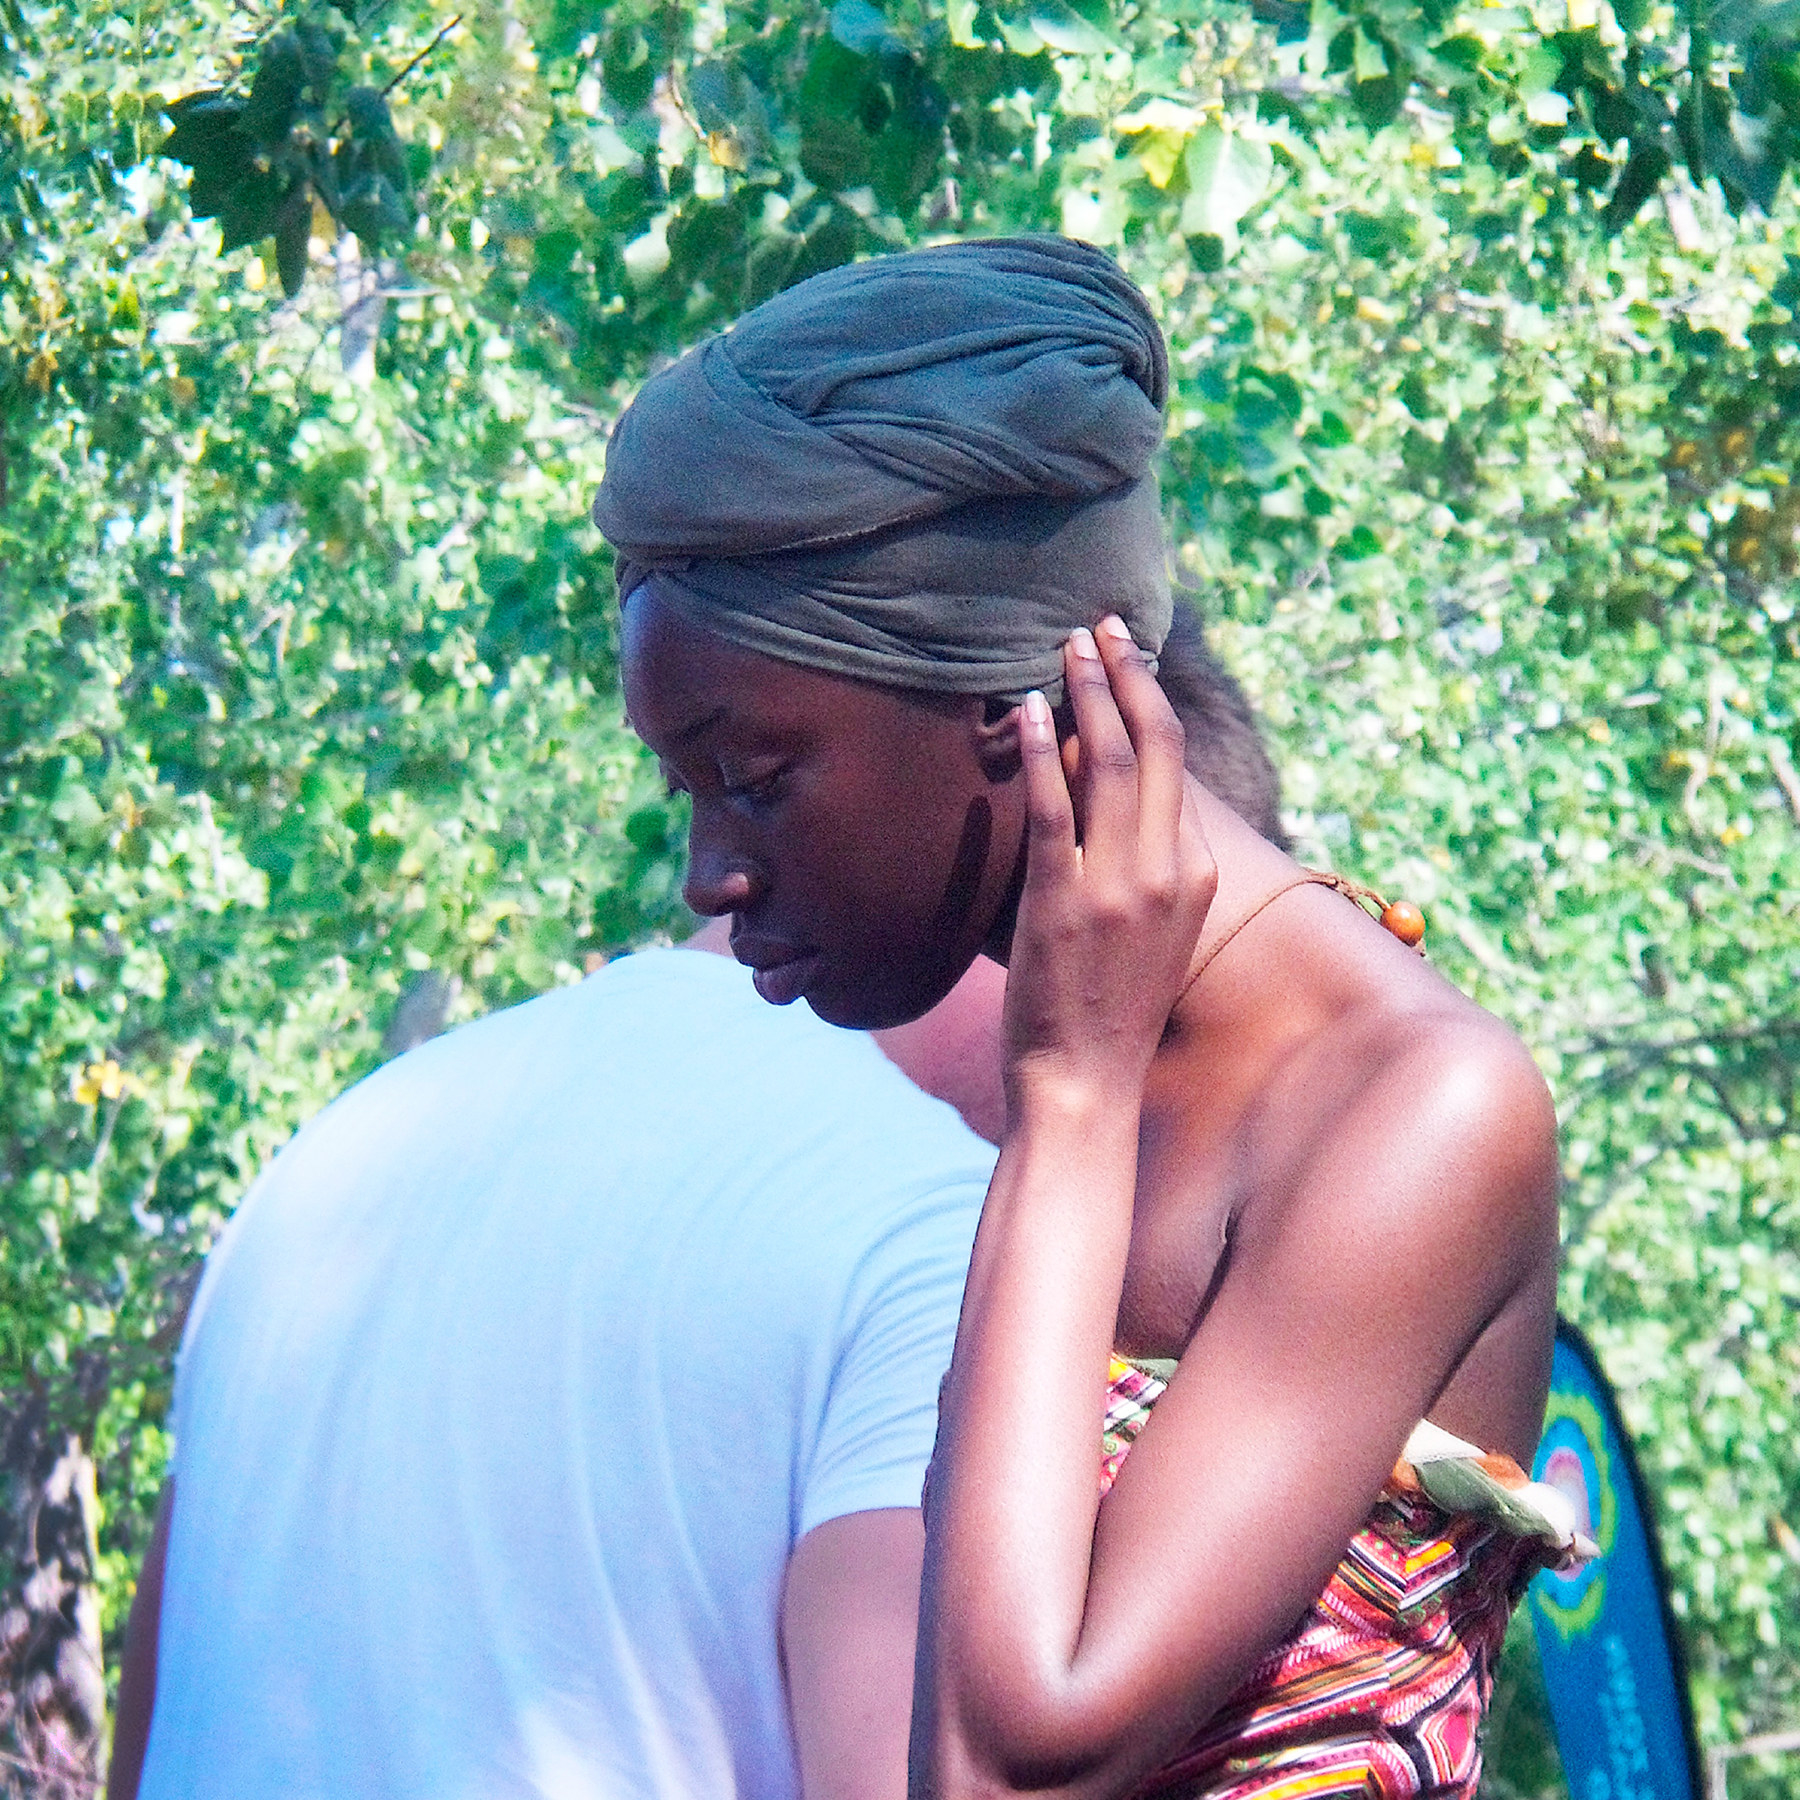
[591,235,1172,702]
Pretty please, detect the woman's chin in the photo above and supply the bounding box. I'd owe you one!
[803,960,967,1033]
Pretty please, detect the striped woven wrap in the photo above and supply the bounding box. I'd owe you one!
[1101,1358,1571,1800]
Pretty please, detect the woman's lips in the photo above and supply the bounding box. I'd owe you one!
[743,948,822,1006]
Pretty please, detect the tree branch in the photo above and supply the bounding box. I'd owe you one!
[1766,736,1800,830]
[379,13,463,101]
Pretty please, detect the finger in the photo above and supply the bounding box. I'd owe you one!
[1095,615,1188,878]
[1062,626,1140,869]
[1017,688,1078,894]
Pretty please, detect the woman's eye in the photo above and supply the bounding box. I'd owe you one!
[722,766,786,804]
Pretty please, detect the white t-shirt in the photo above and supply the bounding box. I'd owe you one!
[142,948,994,1800]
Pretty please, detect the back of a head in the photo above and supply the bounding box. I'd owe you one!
[1155,602,1289,849]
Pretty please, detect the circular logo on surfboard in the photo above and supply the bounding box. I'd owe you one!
[1532,1390,1619,1641]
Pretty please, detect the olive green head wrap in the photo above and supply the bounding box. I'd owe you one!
[592,235,1172,702]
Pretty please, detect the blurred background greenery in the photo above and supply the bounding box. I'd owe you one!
[3,0,1798,1790]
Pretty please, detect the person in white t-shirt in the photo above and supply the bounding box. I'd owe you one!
[114,942,996,1800]
[106,610,1284,1800]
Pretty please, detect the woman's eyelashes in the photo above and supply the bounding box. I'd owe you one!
[661,754,789,806]
[719,763,788,805]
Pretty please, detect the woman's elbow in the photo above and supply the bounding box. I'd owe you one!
[914,1686,1139,1800]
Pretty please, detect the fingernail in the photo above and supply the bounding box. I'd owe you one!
[1023,690,1050,726]
[1098,615,1133,642]
[1069,627,1099,661]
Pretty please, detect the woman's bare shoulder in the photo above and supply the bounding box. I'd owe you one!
[1227,992,1559,1328]
[1309,992,1557,1226]
[1387,989,1554,1150]
[1191,999,1558,1456]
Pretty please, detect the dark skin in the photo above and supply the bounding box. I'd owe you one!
[621,590,1560,1800]
[624,594,1032,1031]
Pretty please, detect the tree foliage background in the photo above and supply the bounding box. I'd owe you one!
[3,0,1799,1790]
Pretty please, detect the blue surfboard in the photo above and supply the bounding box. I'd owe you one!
[1528,1317,1703,1800]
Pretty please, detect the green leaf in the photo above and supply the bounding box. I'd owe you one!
[1243,364,1303,419]
[1431,35,1487,81]
[215,166,285,252]
[1352,25,1388,83]
[1343,209,1414,259]
[1184,232,1225,273]
[1700,86,1785,212]
[1603,144,1670,233]
[1021,0,1114,55]
[1308,411,1354,449]
[273,182,311,298]
[1350,72,1406,129]
[624,802,672,852]
[1709,0,1800,44]
[798,39,879,191]
[687,60,775,167]
[945,0,985,46]
[294,20,339,92]
[831,0,904,57]
[1517,42,1562,100]
[239,31,308,148]
[338,171,409,244]
[184,137,261,222]
[344,87,409,189]
[1179,125,1274,254]
[603,24,655,111]
[160,92,244,168]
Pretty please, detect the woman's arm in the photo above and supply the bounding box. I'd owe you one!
[911,626,1558,1800]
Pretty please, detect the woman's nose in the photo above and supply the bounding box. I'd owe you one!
[682,812,764,917]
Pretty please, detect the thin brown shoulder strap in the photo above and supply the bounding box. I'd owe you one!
[1174,866,1398,1013]
[1182,869,1343,991]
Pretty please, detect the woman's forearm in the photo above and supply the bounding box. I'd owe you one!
[919,1086,1143,1791]
[913,626,1220,1797]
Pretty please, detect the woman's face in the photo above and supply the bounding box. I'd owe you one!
[621,583,1028,1029]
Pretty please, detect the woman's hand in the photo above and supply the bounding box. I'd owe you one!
[1003,618,1217,1118]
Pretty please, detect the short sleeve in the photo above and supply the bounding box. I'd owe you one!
[798,1175,986,1537]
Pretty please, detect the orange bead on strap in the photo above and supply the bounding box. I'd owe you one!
[1379,900,1426,948]
[1174,869,1428,1012]
[1304,871,1427,954]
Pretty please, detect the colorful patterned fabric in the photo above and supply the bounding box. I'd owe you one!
[1100,1357,1561,1800]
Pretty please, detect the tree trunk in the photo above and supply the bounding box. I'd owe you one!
[0,1397,105,1798]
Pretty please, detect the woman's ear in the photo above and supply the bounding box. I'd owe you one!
[973,696,1023,784]
[973,695,1081,788]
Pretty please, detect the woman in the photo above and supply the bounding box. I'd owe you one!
[597,237,1581,1799]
